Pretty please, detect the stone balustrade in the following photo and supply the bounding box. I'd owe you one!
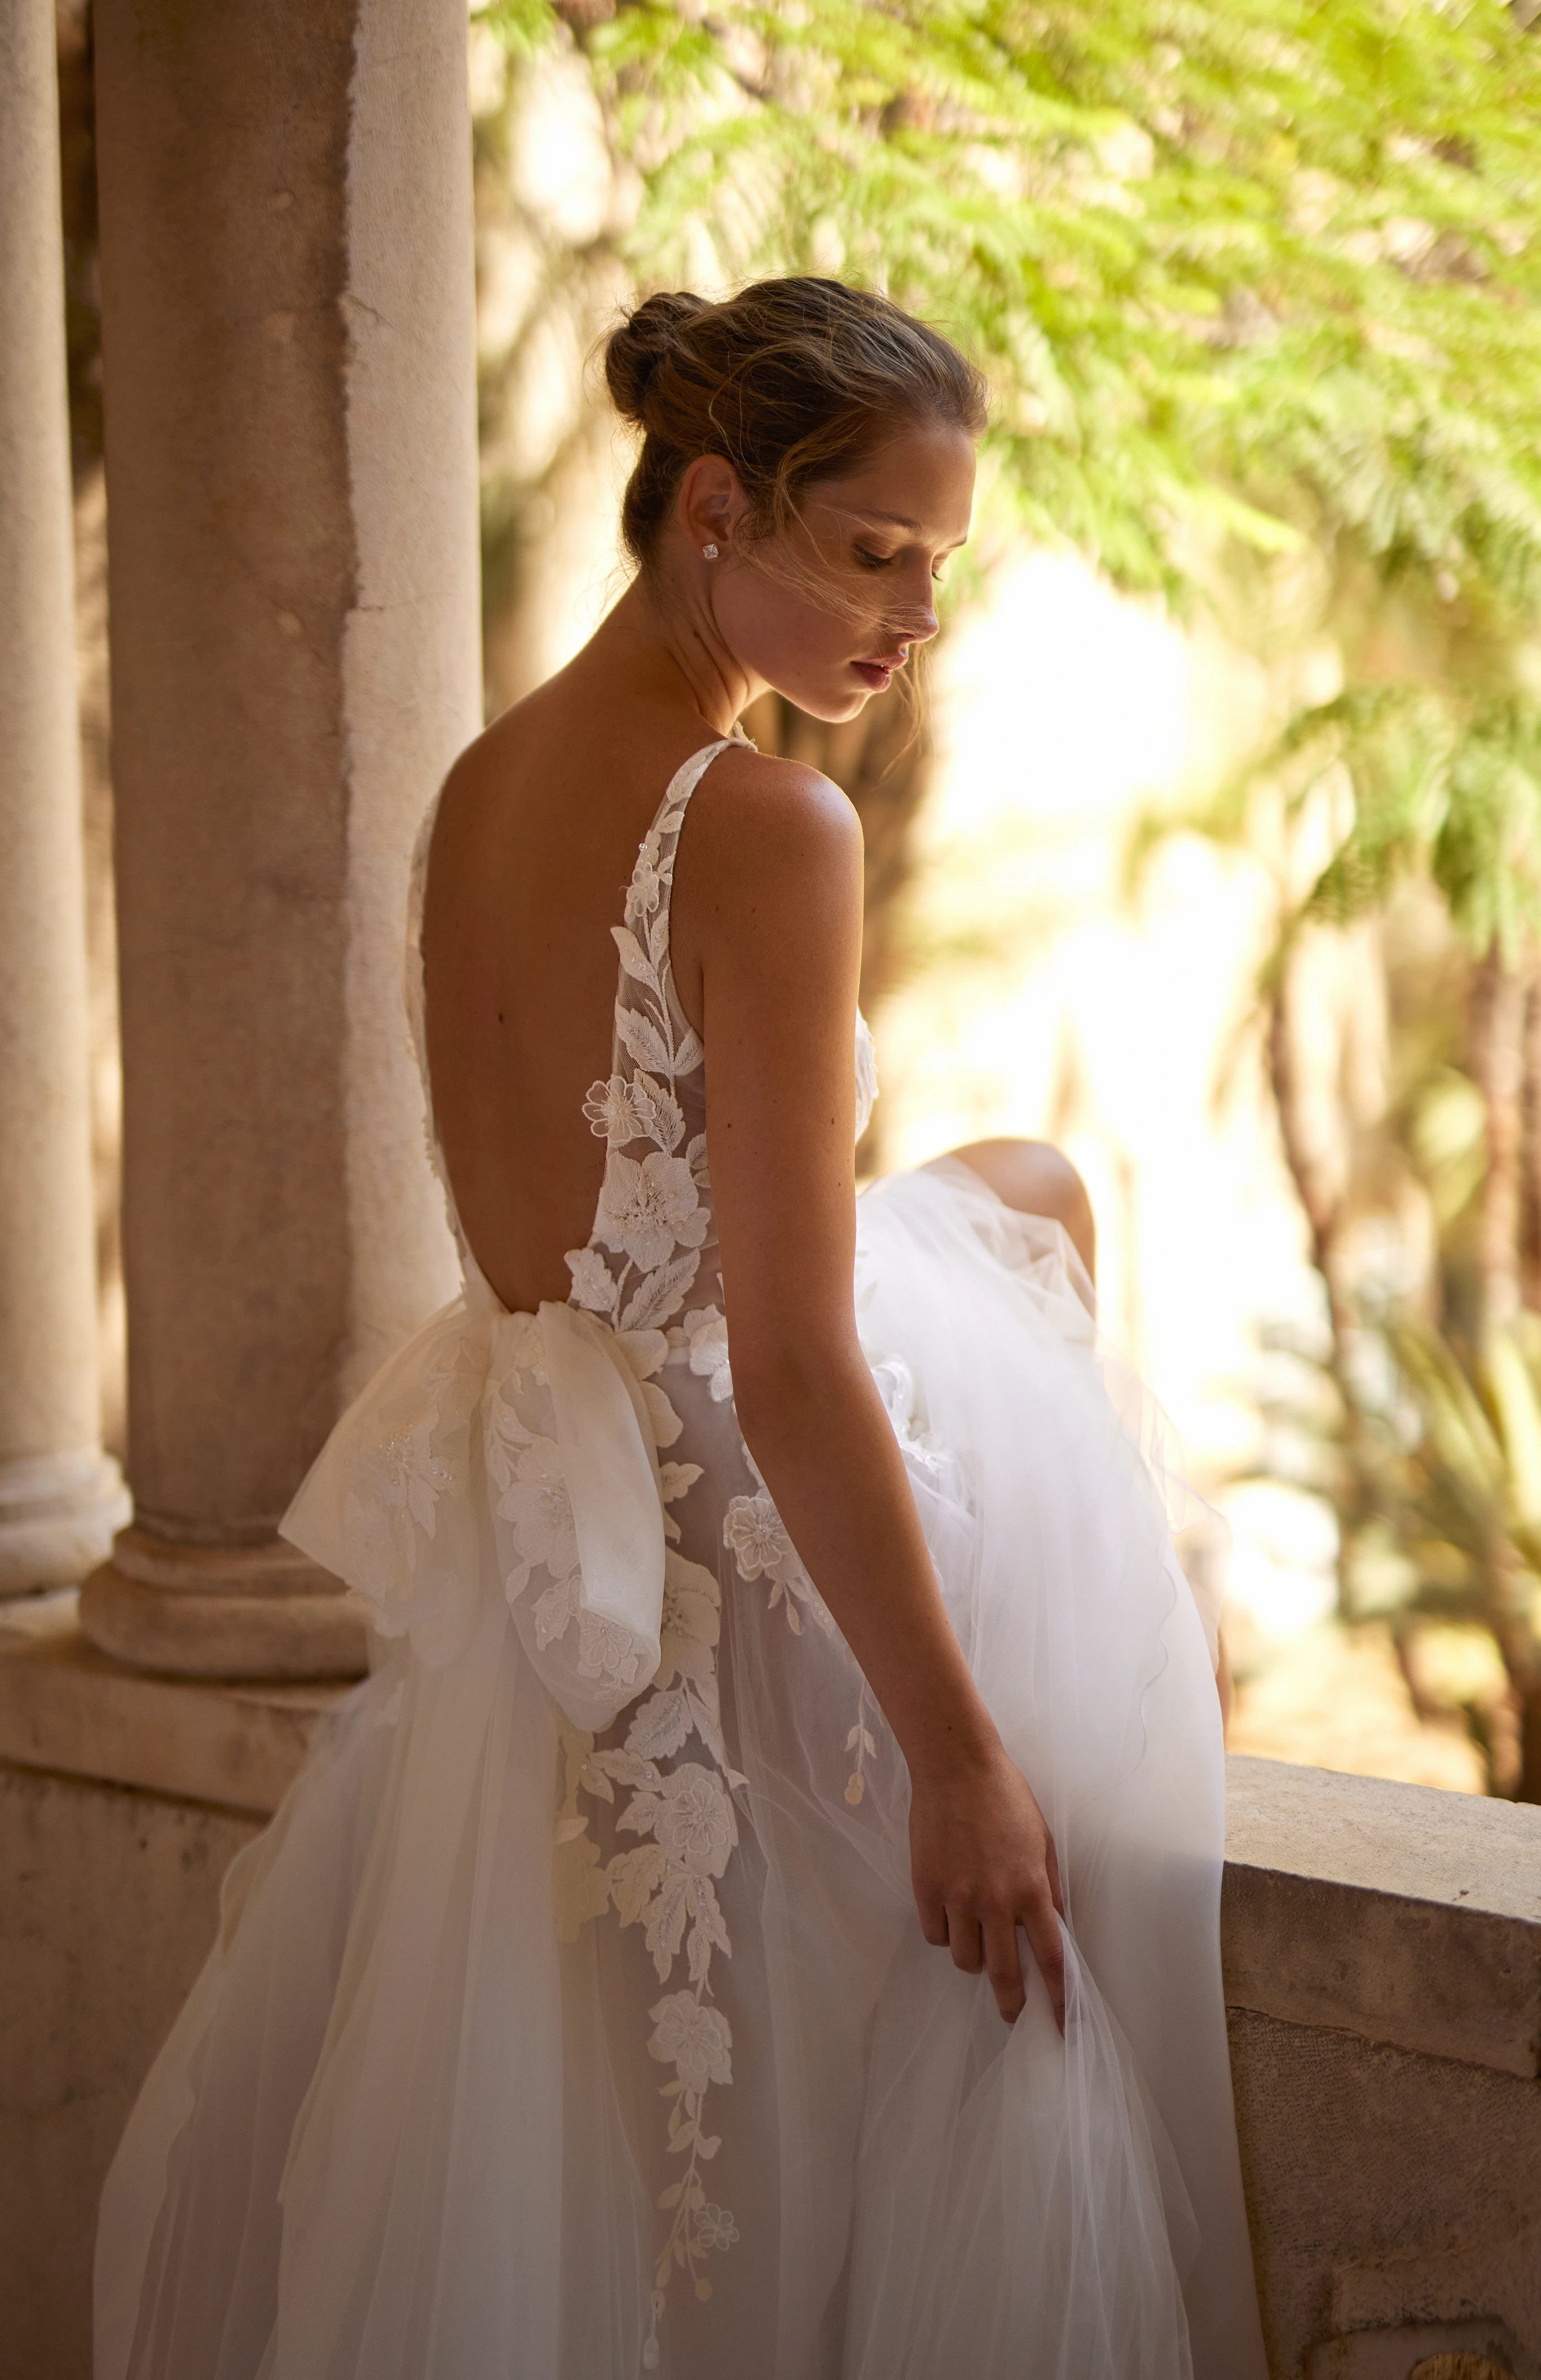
[1223,1757,1541,2380]
[1,1602,1538,2380]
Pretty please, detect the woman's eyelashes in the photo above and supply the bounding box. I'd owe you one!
[853,544,946,583]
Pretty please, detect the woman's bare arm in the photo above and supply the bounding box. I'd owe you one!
[676,753,1065,2029]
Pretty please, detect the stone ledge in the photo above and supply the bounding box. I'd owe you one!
[1223,1754,1541,2079]
[0,1600,344,1816]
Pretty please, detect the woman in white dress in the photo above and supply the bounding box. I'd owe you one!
[95,276,1268,2380]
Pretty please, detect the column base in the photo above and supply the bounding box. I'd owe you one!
[0,1594,339,1810]
[0,1448,131,1598]
[78,1526,370,1679]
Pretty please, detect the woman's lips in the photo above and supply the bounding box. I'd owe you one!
[851,654,905,690]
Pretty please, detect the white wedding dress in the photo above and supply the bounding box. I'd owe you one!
[95,738,1268,2380]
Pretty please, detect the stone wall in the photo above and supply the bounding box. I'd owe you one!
[1,1607,1539,2380]
[1225,1758,1541,2380]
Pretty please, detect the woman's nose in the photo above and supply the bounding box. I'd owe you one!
[895,571,939,642]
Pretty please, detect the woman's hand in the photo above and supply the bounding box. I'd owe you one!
[909,1738,1066,2030]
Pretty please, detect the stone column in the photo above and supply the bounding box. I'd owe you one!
[78,0,478,1678]
[0,0,130,1597]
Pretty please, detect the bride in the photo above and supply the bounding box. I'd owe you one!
[95,275,1267,2380]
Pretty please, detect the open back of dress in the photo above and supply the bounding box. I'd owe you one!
[94,743,1267,2380]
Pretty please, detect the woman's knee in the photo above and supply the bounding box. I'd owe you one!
[946,1137,1096,1284]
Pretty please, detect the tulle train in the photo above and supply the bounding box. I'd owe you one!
[95,1158,1266,2380]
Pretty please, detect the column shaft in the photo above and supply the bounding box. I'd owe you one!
[0,0,129,1594]
[80,0,478,1676]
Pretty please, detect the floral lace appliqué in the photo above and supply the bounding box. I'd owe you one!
[555,749,747,2366]
[544,741,881,2371]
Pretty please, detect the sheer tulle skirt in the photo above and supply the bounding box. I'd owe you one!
[95,1160,1265,2380]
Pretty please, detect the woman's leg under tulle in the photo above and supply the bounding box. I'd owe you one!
[943,1136,1097,1282]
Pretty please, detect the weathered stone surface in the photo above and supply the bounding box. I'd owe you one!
[1224,1755,1541,2078]
[78,1564,372,1682]
[0,1764,261,2380]
[1229,2004,1541,2380]
[0,1607,342,1813]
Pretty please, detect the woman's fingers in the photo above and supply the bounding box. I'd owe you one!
[981,1911,1027,2025]
[1021,1892,1067,2035]
[939,1882,1065,2031]
[1044,1828,1066,1922]
[915,1883,950,1952]
[944,1909,984,1976]
[908,1754,1068,2029]
[967,1893,1065,2031]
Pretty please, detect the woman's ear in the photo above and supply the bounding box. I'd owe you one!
[676,454,747,558]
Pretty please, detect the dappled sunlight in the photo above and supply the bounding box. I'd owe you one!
[874,549,1480,1787]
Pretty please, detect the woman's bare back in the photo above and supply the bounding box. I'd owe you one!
[420,648,732,1317]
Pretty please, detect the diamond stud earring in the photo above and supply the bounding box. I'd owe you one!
[702,543,719,561]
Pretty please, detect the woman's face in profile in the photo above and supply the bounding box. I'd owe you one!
[711,419,977,722]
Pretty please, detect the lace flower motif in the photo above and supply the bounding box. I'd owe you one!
[584,1069,685,1154]
[649,1991,733,2095]
[554,750,861,2360]
[724,1493,830,1636]
[633,1761,736,1876]
[696,2205,739,2253]
[596,1152,709,1274]
[722,1493,787,1580]
[497,1436,578,1581]
[345,1416,448,1570]
[627,832,664,923]
[578,1606,649,1689]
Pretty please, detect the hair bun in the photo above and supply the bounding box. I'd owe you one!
[605,291,711,426]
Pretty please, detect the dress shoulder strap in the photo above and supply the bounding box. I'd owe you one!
[620,733,749,1001]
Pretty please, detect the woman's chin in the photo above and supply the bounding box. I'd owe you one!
[769,682,874,725]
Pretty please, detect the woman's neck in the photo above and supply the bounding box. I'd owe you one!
[591,575,758,740]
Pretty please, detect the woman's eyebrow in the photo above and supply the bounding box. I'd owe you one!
[852,509,969,548]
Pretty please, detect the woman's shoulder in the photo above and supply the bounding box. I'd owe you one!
[689,742,862,888]
[672,743,863,994]
[433,679,565,822]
